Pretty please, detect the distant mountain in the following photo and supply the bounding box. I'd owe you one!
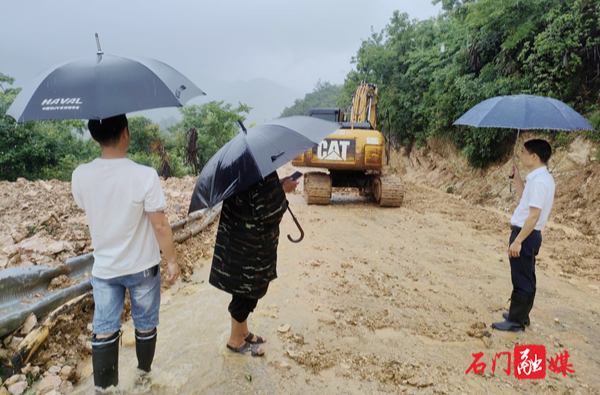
[158,115,179,131]
[135,77,304,130]
[219,78,304,124]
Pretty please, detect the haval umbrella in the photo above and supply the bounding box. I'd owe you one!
[7,35,205,123]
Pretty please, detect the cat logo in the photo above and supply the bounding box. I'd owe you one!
[315,139,356,162]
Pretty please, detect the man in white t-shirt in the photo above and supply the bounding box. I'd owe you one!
[492,139,555,332]
[72,114,180,390]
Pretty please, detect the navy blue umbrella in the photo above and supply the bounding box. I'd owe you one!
[453,94,595,181]
[189,116,340,212]
[453,94,594,131]
[7,36,205,123]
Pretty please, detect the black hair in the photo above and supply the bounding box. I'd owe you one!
[88,114,128,146]
[524,139,552,164]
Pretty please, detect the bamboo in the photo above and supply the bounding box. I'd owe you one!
[6,291,93,378]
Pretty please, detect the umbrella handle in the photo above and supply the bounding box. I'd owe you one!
[509,128,521,180]
[286,206,304,243]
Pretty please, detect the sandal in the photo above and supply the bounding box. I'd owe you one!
[227,341,264,357]
[245,332,266,344]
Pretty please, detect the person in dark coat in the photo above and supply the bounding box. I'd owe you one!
[210,171,298,356]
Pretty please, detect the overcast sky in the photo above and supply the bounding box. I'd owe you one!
[2,0,440,95]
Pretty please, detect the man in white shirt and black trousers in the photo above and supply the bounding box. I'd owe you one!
[72,115,181,390]
[492,139,555,332]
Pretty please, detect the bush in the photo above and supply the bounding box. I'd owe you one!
[169,153,192,178]
[128,152,162,169]
[459,128,514,169]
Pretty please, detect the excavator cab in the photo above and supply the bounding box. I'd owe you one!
[307,108,344,123]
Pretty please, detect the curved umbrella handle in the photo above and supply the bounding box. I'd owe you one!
[286,206,304,243]
[509,128,521,193]
[509,128,521,180]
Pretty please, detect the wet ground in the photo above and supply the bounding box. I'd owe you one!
[70,180,600,395]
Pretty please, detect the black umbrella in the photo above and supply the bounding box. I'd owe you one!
[7,35,205,123]
[188,116,341,241]
[453,94,595,180]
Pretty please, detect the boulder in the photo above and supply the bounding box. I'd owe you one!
[33,374,62,393]
[7,381,27,395]
[20,314,37,335]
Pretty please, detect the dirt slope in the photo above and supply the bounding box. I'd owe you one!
[390,135,600,236]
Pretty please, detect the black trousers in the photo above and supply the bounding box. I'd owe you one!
[228,296,258,323]
[509,227,542,298]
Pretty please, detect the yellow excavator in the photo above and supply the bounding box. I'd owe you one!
[292,82,404,206]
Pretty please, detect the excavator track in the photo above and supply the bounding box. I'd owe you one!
[373,176,404,207]
[304,172,332,205]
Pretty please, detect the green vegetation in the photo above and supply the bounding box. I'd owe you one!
[286,0,599,168]
[168,101,250,171]
[2,0,599,180]
[1,74,96,181]
[280,80,343,117]
[0,72,249,181]
[344,0,600,167]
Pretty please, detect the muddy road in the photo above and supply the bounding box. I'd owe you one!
[69,177,600,395]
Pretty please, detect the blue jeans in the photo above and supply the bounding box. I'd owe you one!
[91,266,161,335]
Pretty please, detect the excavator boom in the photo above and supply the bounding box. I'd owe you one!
[350,82,378,129]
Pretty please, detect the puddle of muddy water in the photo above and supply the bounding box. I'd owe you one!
[73,276,276,394]
[71,265,367,395]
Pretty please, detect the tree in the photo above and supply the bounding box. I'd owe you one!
[184,127,200,175]
[280,80,343,117]
[343,1,600,167]
[171,101,251,174]
[128,116,162,155]
[0,74,95,181]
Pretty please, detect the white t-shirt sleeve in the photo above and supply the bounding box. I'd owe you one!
[144,171,167,212]
[71,169,85,210]
[528,180,549,209]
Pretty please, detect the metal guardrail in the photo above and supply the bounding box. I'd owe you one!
[0,204,222,338]
[0,254,93,338]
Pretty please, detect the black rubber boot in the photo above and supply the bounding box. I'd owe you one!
[92,332,120,390]
[503,312,530,326]
[492,292,531,332]
[527,289,536,322]
[135,328,157,373]
[503,289,535,326]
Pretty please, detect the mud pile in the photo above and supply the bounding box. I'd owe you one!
[0,176,200,270]
[0,175,218,394]
[391,135,600,236]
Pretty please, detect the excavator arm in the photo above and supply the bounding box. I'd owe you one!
[350,81,378,129]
